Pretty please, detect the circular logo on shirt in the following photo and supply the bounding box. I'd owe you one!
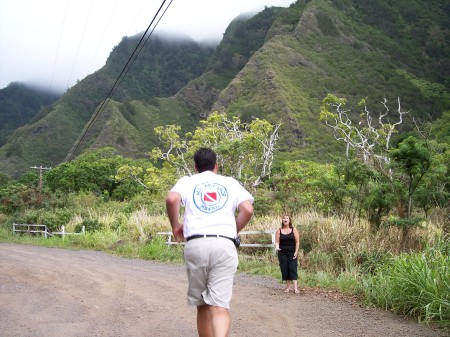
[193,182,228,213]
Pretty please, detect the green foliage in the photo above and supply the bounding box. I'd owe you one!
[364,181,396,229]
[107,35,214,100]
[45,148,144,200]
[80,218,104,232]
[151,112,280,187]
[272,160,341,214]
[390,136,432,219]
[0,83,60,145]
[17,171,39,187]
[361,240,450,325]
[356,250,391,275]
[0,172,10,187]
[316,11,339,36]
[338,0,449,86]
[384,217,423,230]
[0,184,42,214]
[17,207,73,232]
[396,69,450,112]
[207,6,282,77]
[432,110,450,144]
[320,94,449,230]
[238,251,280,277]
[138,235,184,263]
[1,0,449,181]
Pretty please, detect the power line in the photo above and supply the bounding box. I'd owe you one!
[87,0,120,74]
[49,0,69,93]
[64,0,173,162]
[65,0,97,91]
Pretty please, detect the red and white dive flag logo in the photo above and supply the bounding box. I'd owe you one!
[203,191,218,202]
[193,182,228,213]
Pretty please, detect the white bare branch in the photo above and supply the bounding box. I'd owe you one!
[323,97,408,169]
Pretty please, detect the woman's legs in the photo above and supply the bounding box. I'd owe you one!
[278,252,291,291]
[292,280,299,293]
[288,252,299,293]
[284,280,292,292]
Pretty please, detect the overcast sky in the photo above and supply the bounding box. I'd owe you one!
[0,0,294,93]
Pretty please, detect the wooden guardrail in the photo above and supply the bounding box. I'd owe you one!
[157,230,276,248]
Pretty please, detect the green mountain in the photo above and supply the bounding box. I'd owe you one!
[0,0,448,178]
[0,83,60,146]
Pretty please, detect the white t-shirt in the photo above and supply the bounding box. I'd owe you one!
[170,171,254,238]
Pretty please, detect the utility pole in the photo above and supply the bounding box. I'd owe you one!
[30,165,51,194]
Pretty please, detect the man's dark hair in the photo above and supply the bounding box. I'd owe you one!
[194,148,217,173]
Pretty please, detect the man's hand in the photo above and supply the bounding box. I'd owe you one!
[173,226,184,242]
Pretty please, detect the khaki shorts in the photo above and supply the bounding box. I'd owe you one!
[184,237,238,309]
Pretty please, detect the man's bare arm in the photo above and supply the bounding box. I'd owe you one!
[166,191,183,241]
[236,200,254,233]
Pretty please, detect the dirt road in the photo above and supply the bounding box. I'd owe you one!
[0,243,445,337]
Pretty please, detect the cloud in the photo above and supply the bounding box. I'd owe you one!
[0,0,294,93]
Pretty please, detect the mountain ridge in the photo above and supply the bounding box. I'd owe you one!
[0,0,448,178]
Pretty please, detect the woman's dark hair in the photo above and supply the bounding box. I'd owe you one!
[280,215,293,229]
[194,148,217,173]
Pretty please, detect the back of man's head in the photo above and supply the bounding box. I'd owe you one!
[194,148,217,173]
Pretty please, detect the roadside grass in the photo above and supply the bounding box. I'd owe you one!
[360,239,450,327]
[0,210,448,329]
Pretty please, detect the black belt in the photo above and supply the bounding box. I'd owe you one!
[186,234,234,243]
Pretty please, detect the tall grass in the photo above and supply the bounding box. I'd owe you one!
[361,239,450,326]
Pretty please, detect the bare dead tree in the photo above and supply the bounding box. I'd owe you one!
[252,122,281,187]
[321,96,409,172]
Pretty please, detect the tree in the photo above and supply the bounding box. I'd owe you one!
[115,160,176,195]
[320,94,408,170]
[0,172,10,188]
[272,160,342,215]
[150,112,281,187]
[320,95,448,247]
[45,148,142,200]
[390,136,431,219]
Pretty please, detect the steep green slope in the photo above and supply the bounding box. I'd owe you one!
[212,0,449,162]
[69,97,200,159]
[68,6,292,161]
[0,0,448,178]
[0,83,60,146]
[0,36,213,178]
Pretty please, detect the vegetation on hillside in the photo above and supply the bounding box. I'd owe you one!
[0,36,213,178]
[1,0,448,179]
[0,1,449,331]
[0,108,448,329]
[0,83,60,146]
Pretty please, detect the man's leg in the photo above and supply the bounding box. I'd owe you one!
[197,305,213,337]
[197,305,231,337]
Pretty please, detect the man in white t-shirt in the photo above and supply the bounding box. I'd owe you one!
[166,147,254,337]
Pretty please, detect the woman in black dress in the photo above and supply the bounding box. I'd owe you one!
[275,215,300,293]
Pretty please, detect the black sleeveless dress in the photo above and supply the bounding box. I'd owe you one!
[277,228,298,281]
